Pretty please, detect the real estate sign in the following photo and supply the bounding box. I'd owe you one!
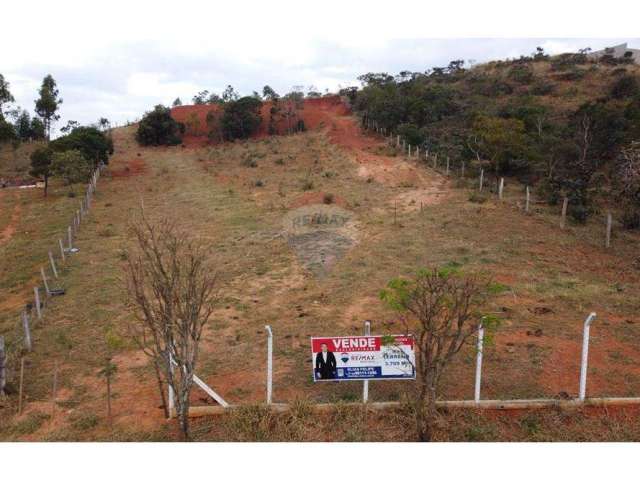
[310,335,416,382]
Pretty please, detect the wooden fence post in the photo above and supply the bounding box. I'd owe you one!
[561,197,568,228]
[479,169,484,192]
[396,135,400,147]
[48,251,58,278]
[408,144,411,157]
[606,212,612,248]
[22,311,32,352]
[0,336,6,395]
[498,178,504,200]
[525,186,530,213]
[446,156,450,176]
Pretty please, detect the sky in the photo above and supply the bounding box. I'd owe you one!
[2,1,639,135]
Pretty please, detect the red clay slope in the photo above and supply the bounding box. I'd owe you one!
[171,95,350,146]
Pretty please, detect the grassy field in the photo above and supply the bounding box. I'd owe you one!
[1,110,640,441]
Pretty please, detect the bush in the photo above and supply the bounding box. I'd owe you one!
[611,75,640,100]
[323,193,335,204]
[468,191,488,203]
[136,105,184,146]
[530,81,555,96]
[621,207,640,229]
[52,126,114,166]
[508,65,534,84]
[221,96,262,140]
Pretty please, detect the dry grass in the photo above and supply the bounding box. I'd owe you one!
[1,116,640,441]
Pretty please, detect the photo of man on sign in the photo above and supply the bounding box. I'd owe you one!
[311,335,416,382]
[315,343,337,380]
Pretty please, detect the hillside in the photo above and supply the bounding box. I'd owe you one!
[1,88,640,440]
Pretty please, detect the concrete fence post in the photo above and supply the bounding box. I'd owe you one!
[474,323,484,403]
[22,311,32,352]
[579,313,597,401]
[59,238,66,263]
[446,156,450,176]
[0,336,6,395]
[40,267,51,296]
[461,161,465,178]
[561,197,568,229]
[48,251,58,278]
[479,169,484,192]
[605,212,612,248]
[363,321,371,403]
[498,177,504,200]
[396,135,400,147]
[34,287,42,320]
[408,144,411,157]
[67,226,73,250]
[525,186,530,213]
[265,325,273,405]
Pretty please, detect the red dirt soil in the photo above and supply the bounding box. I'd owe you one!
[109,157,147,178]
[171,96,350,147]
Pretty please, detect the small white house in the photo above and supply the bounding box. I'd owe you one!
[587,43,640,64]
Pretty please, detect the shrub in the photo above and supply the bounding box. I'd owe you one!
[221,96,262,140]
[301,179,314,191]
[508,64,535,84]
[136,105,184,146]
[611,75,640,100]
[468,191,488,203]
[621,208,640,230]
[530,81,555,96]
[323,193,335,204]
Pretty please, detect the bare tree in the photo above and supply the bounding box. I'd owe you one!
[380,268,496,441]
[124,212,218,440]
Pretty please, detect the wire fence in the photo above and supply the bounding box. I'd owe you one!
[0,163,105,407]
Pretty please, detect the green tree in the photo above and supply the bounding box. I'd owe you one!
[51,149,91,194]
[221,96,262,140]
[135,105,184,146]
[0,73,15,116]
[29,146,54,196]
[172,97,182,107]
[52,126,114,167]
[30,117,46,140]
[262,85,279,101]
[192,90,209,105]
[14,109,33,141]
[0,113,16,143]
[222,85,239,103]
[470,115,527,177]
[35,74,63,140]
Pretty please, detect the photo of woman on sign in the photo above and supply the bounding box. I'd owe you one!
[315,343,337,380]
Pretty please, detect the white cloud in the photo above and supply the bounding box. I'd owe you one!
[2,2,638,134]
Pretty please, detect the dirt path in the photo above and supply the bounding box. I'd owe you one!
[326,113,449,210]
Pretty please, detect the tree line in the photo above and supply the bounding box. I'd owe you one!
[136,84,328,147]
[347,47,640,227]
